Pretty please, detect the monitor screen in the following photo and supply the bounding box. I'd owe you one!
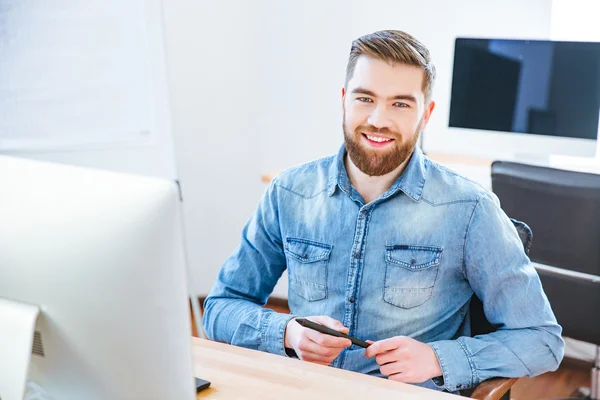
[449,38,600,140]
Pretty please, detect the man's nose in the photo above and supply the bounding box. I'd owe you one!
[367,104,393,130]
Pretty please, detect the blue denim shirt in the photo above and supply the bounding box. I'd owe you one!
[203,145,564,392]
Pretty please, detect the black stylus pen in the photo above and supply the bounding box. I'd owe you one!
[295,318,371,348]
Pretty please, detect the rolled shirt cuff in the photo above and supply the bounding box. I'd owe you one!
[261,312,297,357]
[428,339,477,392]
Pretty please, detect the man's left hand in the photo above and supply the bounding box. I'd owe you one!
[364,336,443,383]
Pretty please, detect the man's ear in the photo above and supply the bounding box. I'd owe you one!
[421,100,436,129]
[341,87,346,112]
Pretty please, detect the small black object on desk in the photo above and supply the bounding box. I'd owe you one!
[195,377,211,393]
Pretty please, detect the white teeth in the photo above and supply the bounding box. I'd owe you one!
[366,134,392,143]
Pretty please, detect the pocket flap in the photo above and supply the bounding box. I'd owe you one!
[385,245,442,270]
[285,238,332,263]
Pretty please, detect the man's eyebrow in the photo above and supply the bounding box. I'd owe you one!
[351,87,417,103]
[351,87,377,97]
[391,94,417,103]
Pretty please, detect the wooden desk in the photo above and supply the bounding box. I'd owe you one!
[193,338,458,399]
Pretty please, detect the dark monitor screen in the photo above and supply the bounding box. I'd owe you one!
[449,38,600,140]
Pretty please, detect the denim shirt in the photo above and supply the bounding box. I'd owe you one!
[203,144,564,392]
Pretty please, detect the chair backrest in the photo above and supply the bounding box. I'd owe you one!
[490,161,600,345]
[469,219,532,337]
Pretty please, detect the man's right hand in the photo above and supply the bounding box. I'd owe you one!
[284,316,352,365]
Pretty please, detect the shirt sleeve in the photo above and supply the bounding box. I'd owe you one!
[428,192,564,392]
[202,178,295,356]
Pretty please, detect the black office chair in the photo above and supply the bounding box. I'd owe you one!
[491,161,600,400]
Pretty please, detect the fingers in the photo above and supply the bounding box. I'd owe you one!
[301,316,352,349]
[297,335,343,357]
[289,316,353,365]
[388,371,418,383]
[364,337,436,384]
[298,348,339,364]
[388,372,411,383]
[309,316,350,334]
[365,336,408,358]
[295,335,345,365]
[380,361,407,377]
[375,347,410,366]
[305,328,352,349]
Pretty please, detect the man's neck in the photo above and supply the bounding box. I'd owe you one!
[345,152,413,204]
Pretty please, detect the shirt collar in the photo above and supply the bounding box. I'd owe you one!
[327,144,427,202]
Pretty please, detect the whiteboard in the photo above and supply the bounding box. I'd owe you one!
[0,0,177,180]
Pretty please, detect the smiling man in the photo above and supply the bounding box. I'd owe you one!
[203,30,564,393]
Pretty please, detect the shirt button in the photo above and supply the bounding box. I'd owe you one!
[354,252,360,259]
[457,384,462,389]
[361,209,368,215]
[349,296,355,303]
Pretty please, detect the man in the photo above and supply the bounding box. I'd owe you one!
[203,30,564,392]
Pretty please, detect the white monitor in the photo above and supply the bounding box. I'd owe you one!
[0,156,195,400]
[444,37,600,167]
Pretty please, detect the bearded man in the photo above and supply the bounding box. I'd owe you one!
[203,30,564,394]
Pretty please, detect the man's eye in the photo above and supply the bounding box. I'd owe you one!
[357,97,373,103]
[393,102,409,108]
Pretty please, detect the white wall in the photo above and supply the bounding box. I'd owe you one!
[552,0,600,41]
[163,0,554,297]
[0,0,178,180]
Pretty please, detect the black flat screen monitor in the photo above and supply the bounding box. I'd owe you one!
[449,38,600,141]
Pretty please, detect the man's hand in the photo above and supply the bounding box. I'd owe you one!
[365,336,443,383]
[284,316,352,365]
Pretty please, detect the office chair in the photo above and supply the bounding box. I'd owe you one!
[491,161,600,400]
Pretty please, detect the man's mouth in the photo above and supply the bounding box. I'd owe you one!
[361,133,395,147]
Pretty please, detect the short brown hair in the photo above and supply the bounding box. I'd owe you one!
[345,30,436,102]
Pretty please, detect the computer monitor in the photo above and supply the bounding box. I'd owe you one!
[0,156,195,400]
[446,37,600,165]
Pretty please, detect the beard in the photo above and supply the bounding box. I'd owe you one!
[343,111,422,177]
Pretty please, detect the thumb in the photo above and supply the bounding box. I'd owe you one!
[310,316,348,333]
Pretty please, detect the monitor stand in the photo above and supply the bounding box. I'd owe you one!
[0,298,40,400]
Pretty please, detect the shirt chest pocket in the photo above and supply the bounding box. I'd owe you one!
[384,245,443,309]
[284,238,332,302]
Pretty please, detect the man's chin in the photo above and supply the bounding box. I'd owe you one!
[355,156,400,177]
[360,166,395,177]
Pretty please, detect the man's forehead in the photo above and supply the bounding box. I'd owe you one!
[348,56,425,100]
